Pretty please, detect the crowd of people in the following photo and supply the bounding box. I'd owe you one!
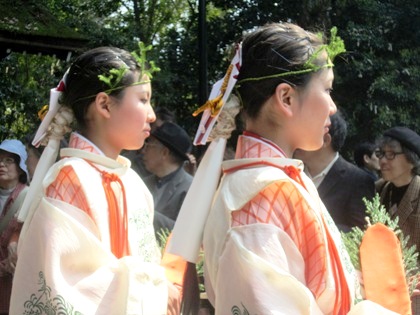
[0,21,419,315]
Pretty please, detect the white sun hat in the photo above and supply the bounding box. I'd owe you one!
[0,139,29,182]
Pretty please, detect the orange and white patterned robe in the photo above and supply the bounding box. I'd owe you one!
[11,133,168,315]
[203,134,397,315]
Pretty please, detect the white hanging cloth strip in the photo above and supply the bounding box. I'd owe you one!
[17,74,72,246]
[168,46,242,263]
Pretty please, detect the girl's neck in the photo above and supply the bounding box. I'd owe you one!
[243,130,289,157]
[80,131,120,160]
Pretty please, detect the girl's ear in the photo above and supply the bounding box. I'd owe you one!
[94,92,112,118]
[273,83,296,117]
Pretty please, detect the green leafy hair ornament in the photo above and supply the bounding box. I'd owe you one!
[98,67,129,92]
[325,27,346,63]
[131,41,161,79]
[238,26,346,85]
[98,41,161,94]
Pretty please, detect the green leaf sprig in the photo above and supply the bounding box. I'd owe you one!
[131,41,161,79]
[238,26,346,85]
[325,26,346,63]
[97,41,160,94]
[98,67,129,91]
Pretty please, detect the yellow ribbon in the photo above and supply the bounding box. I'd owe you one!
[193,64,233,118]
[37,105,49,121]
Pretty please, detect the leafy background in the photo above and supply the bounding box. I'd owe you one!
[0,0,419,161]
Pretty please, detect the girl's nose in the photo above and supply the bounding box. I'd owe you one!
[330,100,337,115]
[147,108,156,123]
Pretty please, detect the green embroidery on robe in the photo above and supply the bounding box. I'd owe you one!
[231,303,250,315]
[22,271,83,315]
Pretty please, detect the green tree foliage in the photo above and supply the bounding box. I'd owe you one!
[163,0,419,159]
[0,53,65,140]
[0,0,189,140]
[42,0,189,50]
[330,0,420,157]
[0,0,418,156]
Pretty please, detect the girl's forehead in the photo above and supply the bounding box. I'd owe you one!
[135,81,152,93]
[317,67,334,81]
[307,67,334,87]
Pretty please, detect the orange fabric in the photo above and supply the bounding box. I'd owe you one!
[321,214,351,314]
[229,134,351,314]
[46,161,130,259]
[68,134,98,153]
[228,165,329,299]
[88,162,130,259]
[46,165,92,218]
[47,133,131,259]
[47,133,103,229]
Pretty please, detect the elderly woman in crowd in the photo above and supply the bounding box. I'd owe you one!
[0,139,29,315]
[375,126,420,315]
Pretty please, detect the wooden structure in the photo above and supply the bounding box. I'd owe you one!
[0,0,88,60]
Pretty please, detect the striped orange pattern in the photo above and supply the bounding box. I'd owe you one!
[46,164,92,219]
[68,134,98,153]
[231,173,328,299]
[230,134,350,314]
[46,133,130,258]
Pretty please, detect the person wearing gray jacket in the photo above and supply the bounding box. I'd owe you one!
[142,122,193,240]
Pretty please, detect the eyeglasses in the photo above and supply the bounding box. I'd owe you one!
[0,157,16,166]
[374,150,404,160]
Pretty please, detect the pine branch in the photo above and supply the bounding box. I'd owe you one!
[341,194,419,295]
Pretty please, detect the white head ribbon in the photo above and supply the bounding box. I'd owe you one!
[32,70,68,147]
[193,45,242,145]
[168,45,242,263]
[18,71,72,244]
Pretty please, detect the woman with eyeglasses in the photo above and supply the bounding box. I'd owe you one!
[0,139,29,315]
[375,126,420,314]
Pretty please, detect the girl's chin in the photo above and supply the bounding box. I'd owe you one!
[304,141,323,152]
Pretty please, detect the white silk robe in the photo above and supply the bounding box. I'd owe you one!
[10,133,168,315]
[202,134,397,315]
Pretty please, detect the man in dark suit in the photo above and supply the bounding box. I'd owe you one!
[295,112,375,232]
[142,122,193,239]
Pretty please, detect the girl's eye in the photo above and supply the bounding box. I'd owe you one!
[326,88,333,94]
[140,98,149,104]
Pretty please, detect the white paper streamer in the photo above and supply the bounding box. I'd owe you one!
[167,138,226,262]
[193,46,241,145]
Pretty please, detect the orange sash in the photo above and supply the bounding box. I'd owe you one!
[88,162,130,258]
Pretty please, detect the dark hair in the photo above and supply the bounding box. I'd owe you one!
[14,155,27,184]
[154,106,177,124]
[377,136,420,175]
[24,133,44,159]
[236,22,327,119]
[6,153,27,184]
[329,111,347,152]
[61,47,141,131]
[354,141,377,167]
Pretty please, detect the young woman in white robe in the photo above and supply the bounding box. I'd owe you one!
[171,22,401,315]
[11,47,180,315]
